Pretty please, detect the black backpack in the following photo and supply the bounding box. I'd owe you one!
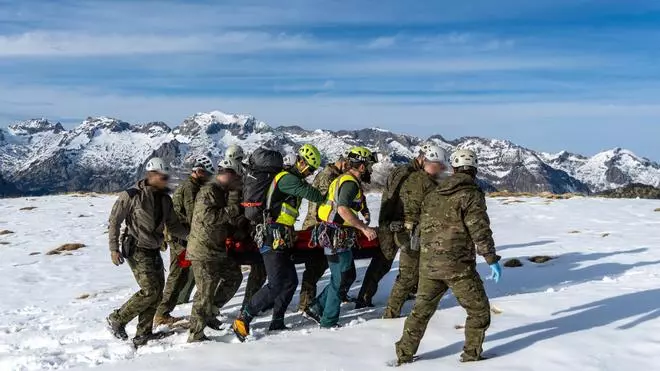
[242,147,284,223]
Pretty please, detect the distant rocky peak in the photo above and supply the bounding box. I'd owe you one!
[79,116,131,133]
[8,118,65,136]
[176,111,271,137]
[134,121,172,135]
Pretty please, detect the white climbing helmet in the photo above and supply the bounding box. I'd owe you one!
[283,152,298,167]
[192,155,214,174]
[145,157,169,175]
[217,158,241,174]
[419,143,449,164]
[450,149,479,169]
[225,144,245,162]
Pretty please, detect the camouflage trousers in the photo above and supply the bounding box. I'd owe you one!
[383,248,419,318]
[356,226,396,305]
[395,271,491,363]
[155,241,192,318]
[189,258,242,340]
[111,248,165,337]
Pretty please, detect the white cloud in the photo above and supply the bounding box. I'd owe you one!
[0,31,323,57]
[365,36,398,49]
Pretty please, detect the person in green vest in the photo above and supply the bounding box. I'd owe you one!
[303,147,378,328]
[232,144,325,341]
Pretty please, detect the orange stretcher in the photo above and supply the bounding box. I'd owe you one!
[180,227,379,266]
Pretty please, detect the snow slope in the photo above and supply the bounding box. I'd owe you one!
[2,194,660,370]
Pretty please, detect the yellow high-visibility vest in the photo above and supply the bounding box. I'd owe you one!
[266,171,301,227]
[317,173,364,226]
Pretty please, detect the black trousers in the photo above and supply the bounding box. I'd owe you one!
[245,249,298,323]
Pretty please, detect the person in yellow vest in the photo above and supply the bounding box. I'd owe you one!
[232,144,325,341]
[303,147,378,328]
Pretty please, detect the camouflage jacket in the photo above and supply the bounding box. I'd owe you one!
[171,176,204,228]
[401,170,438,226]
[419,173,500,279]
[379,160,420,224]
[302,164,342,229]
[185,181,242,261]
[108,179,189,252]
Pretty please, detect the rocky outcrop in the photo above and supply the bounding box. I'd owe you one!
[598,183,660,199]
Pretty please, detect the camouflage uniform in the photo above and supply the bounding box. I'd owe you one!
[299,164,370,310]
[356,160,420,307]
[156,176,203,318]
[107,180,189,337]
[382,170,437,318]
[186,181,243,341]
[395,173,500,363]
[217,189,267,312]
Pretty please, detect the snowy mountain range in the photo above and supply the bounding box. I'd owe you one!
[1,111,659,196]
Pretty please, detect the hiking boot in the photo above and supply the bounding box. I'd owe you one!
[154,314,184,327]
[132,333,154,347]
[187,333,211,343]
[460,352,490,363]
[232,316,250,343]
[340,295,356,304]
[382,308,400,319]
[106,312,128,341]
[303,307,321,325]
[268,319,290,332]
[320,323,342,330]
[354,300,374,310]
[207,318,224,331]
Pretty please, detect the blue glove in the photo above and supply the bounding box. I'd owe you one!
[489,263,502,283]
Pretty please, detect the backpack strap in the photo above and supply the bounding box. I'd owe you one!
[125,188,139,199]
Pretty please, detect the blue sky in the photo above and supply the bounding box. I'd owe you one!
[1,0,660,159]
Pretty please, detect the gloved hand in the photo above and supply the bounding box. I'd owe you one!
[489,263,502,283]
[404,221,415,231]
[111,250,124,266]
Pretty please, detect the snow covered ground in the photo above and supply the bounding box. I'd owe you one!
[2,194,660,371]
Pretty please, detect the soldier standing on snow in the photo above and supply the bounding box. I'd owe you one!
[185,158,245,342]
[382,144,450,319]
[355,147,427,309]
[210,145,267,315]
[106,157,190,347]
[154,156,214,327]
[395,149,502,365]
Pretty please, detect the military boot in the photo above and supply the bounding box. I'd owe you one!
[106,312,128,341]
[302,307,321,325]
[268,319,290,332]
[187,333,211,343]
[154,314,184,327]
[354,300,374,310]
[207,317,224,331]
[460,352,490,363]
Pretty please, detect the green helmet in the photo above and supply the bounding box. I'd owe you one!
[298,144,322,169]
[347,146,377,164]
